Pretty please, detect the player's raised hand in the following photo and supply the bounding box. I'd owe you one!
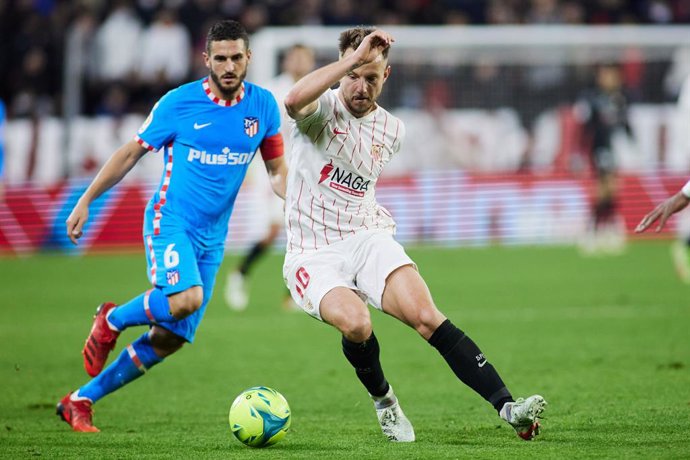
[352,30,394,67]
[635,191,690,233]
[66,202,89,245]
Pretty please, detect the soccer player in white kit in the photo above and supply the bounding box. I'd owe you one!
[282,26,547,442]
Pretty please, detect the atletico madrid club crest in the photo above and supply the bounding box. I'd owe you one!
[244,117,259,137]
[166,269,180,286]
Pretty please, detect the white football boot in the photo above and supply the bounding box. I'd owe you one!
[500,394,547,440]
[225,271,248,311]
[372,386,415,442]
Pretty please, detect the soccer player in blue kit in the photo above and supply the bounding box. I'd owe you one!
[56,20,287,432]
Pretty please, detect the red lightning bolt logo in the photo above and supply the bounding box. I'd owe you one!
[319,160,334,184]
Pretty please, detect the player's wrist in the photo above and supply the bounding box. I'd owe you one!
[345,53,365,71]
[681,180,690,199]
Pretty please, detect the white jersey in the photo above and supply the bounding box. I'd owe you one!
[285,89,405,254]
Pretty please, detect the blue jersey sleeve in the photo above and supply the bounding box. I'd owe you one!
[135,92,176,151]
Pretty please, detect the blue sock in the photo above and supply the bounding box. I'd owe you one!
[108,288,176,331]
[78,332,163,403]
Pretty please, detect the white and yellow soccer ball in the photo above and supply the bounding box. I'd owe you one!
[228,386,291,448]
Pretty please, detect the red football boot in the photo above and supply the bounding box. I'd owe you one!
[56,392,99,432]
[82,302,120,377]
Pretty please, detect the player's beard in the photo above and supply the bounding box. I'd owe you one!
[345,93,376,117]
[210,69,247,99]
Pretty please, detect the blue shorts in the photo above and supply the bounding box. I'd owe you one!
[143,230,223,343]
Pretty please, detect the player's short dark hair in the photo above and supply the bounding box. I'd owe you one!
[338,27,389,59]
[206,20,249,53]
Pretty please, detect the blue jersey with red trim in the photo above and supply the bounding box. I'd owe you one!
[136,77,280,246]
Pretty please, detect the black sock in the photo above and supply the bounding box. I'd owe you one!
[342,332,389,398]
[239,241,267,276]
[428,319,513,413]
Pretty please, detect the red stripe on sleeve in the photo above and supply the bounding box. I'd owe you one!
[134,135,157,152]
[260,133,284,161]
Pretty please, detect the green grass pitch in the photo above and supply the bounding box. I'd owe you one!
[1,242,689,458]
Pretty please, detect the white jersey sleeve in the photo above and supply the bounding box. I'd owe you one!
[284,89,405,254]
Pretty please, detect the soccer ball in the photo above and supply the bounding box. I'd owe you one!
[228,386,291,448]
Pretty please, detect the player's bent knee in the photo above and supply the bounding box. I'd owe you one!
[339,310,372,342]
[149,327,186,357]
[413,305,446,338]
[168,286,204,318]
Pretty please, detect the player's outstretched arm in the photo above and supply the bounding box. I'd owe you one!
[635,191,690,233]
[284,29,394,121]
[264,156,288,199]
[66,139,147,244]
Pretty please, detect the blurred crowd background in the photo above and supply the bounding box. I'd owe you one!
[1,0,690,252]
[1,0,689,120]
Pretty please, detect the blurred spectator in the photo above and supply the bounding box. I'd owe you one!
[561,1,585,23]
[486,0,520,24]
[323,0,365,25]
[282,0,324,25]
[240,3,269,34]
[0,0,687,146]
[218,0,246,18]
[647,0,674,23]
[180,0,219,42]
[441,0,486,24]
[526,0,564,23]
[11,46,55,117]
[459,58,514,110]
[137,8,191,86]
[588,0,631,24]
[135,0,163,23]
[91,0,142,84]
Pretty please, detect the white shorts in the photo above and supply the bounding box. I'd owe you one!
[283,230,415,320]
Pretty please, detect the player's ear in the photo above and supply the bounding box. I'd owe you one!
[246,49,252,62]
[203,51,211,70]
[383,65,391,82]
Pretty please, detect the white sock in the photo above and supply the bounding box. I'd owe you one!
[105,309,120,332]
[70,390,92,402]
